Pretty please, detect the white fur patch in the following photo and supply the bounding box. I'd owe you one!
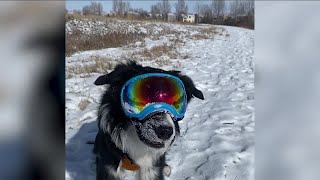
[100,108,176,180]
[99,104,111,133]
[105,163,121,179]
[111,127,123,150]
[120,114,176,180]
[165,113,175,127]
[120,115,175,166]
[138,167,159,180]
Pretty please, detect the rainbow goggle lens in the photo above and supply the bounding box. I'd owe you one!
[120,73,187,121]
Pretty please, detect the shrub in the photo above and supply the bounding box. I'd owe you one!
[78,99,90,111]
[66,30,147,56]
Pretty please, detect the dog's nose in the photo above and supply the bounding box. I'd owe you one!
[155,126,173,140]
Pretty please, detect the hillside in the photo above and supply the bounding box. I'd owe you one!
[65,19,254,180]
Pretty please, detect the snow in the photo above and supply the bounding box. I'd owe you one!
[66,20,254,180]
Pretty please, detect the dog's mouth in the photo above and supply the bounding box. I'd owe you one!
[132,112,175,149]
[137,130,165,148]
[134,123,165,149]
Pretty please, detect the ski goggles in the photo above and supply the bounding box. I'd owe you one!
[120,73,187,121]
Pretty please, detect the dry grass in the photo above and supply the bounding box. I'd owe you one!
[192,34,211,40]
[65,14,221,56]
[181,53,191,59]
[149,44,171,57]
[65,12,84,21]
[201,26,221,34]
[125,41,191,67]
[67,56,114,78]
[78,98,90,111]
[150,28,180,41]
[66,13,117,22]
[131,43,179,61]
[191,26,222,40]
[66,13,194,25]
[66,30,147,57]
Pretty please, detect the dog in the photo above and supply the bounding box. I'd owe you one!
[93,61,204,180]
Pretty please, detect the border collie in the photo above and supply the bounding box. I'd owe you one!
[93,61,204,180]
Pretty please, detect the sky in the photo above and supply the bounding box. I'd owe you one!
[65,0,216,14]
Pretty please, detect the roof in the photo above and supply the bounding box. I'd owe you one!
[181,13,195,17]
[127,11,140,15]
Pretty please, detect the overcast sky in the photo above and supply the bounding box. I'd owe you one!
[65,1,229,14]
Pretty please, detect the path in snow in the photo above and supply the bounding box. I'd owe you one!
[65,25,254,180]
[164,26,254,180]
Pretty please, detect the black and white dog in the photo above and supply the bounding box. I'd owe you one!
[93,61,204,180]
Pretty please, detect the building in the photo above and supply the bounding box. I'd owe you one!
[181,14,195,23]
[168,13,176,22]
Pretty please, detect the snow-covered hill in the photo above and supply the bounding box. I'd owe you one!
[66,20,254,180]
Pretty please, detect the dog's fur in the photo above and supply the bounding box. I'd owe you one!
[93,61,204,180]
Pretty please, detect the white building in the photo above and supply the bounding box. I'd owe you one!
[182,14,195,23]
[168,13,176,22]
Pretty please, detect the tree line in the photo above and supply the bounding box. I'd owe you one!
[70,0,254,28]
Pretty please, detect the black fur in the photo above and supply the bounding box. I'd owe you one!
[93,61,204,180]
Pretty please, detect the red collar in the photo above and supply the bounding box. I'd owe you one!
[121,154,140,171]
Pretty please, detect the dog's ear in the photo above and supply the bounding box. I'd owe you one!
[94,71,117,85]
[94,66,125,85]
[179,75,204,101]
[94,61,140,86]
[94,74,109,85]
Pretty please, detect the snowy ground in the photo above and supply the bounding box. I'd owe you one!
[66,20,254,180]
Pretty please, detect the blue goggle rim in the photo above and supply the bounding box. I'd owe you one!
[120,73,187,121]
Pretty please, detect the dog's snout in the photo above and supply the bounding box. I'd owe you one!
[150,111,166,120]
[155,126,173,140]
[143,111,174,141]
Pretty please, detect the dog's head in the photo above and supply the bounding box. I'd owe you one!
[95,61,204,150]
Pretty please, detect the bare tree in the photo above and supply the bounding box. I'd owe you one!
[211,0,225,18]
[228,0,254,29]
[151,3,161,19]
[91,2,103,15]
[175,0,188,21]
[156,2,162,14]
[112,0,118,14]
[161,0,171,21]
[124,2,131,13]
[73,9,82,15]
[112,0,128,16]
[229,0,238,16]
[82,2,103,16]
[244,0,254,16]
[194,2,201,15]
[199,4,213,23]
[242,0,254,28]
[131,8,149,19]
[82,5,91,15]
[194,2,202,23]
[230,0,249,16]
[119,0,124,15]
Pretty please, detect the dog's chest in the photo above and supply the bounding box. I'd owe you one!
[117,154,159,180]
[120,125,167,162]
[137,167,159,180]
